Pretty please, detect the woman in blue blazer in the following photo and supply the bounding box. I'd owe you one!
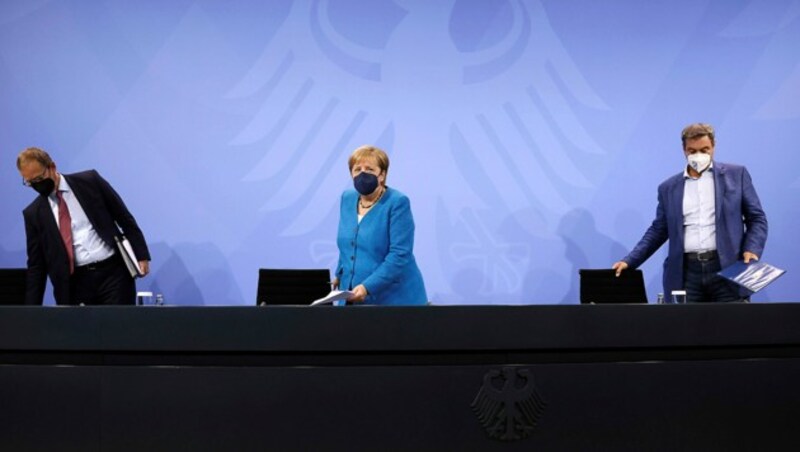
[332,145,427,305]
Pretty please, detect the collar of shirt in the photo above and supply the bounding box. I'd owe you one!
[47,173,71,207]
[683,161,714,180]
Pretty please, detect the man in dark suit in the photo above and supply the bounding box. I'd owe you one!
[612,124,768,302]
[17,147,151,305]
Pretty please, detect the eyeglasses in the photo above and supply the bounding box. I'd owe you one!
[22,167,49,187]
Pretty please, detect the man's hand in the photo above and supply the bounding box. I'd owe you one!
[347,284,368,303]
[138,260,150,276]
[743,252,759,264]
[612,261,628,277]
[331,277,339,290]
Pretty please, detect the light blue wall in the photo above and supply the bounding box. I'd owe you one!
[2,0,798,305]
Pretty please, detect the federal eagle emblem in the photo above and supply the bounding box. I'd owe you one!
[471,367,546,441]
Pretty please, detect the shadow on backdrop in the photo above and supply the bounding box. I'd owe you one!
[613,208,668,303]
[143,242,244,306]
[558,208,627,304]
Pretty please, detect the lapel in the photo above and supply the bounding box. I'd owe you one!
[713,163,725,226]
[64,173,100,232]
[366,187,392,226]
[672,175,685,246]
[37,195,60,239]
[34,195,68,265]
[354,188,389,227]
[349,192,360,227]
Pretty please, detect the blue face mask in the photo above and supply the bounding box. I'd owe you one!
[353,172,379,195]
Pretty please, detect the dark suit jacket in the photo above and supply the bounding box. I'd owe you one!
[622,162,768,297]
[22,170,150,305]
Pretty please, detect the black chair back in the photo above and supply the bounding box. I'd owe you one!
[579,269,648,304]
[0,268,27,305]
[256,269,331,306]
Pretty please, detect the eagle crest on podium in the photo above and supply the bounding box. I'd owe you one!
[471,367,546,441]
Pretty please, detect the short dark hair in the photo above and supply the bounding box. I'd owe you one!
[17,147,54,170]
[681,123,715,148]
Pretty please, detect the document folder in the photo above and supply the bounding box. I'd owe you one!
[718,260,786,293]
[115,235,143,278]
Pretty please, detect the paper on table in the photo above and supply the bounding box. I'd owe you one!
[717,260,786,293]
[311,290,354,306]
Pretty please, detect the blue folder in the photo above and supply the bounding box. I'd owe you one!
[718,260,786,293]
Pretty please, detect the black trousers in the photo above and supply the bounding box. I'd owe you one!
[69,254,136,305]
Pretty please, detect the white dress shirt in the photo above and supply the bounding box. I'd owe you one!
[48,174,116,266]
[682,163,716,253]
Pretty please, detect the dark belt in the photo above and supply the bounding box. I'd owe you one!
[74,254,118,273]
[684,250,718,261]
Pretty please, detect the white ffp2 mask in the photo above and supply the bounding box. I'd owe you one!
[687,153,711,173]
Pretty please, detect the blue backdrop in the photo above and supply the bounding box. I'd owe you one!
[2,0,798,305]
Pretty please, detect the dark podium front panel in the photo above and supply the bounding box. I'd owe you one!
[1,304,800,451]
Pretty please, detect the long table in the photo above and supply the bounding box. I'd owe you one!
[1,304,799,451]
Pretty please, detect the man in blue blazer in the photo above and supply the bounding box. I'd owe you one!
[333,145,427,306]
[18,148,151,305]
[613,124,768,302]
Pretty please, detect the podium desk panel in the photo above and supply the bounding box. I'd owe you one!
[1,304,799,451]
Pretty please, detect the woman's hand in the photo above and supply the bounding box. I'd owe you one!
[331,277,339,290]
[347,284,368,302]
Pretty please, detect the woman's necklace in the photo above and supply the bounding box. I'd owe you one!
[359,187,385,209]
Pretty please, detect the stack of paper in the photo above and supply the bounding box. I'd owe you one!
[311,290,355,306]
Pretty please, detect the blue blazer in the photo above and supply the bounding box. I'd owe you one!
[336,187,427,305]
[623,162,768,296]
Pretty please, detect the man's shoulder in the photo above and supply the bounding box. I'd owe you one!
[657,172,684,191]
[714,161,746,174]
[64,169,100,182]
[64,170,105,193]
[22,196,45,216]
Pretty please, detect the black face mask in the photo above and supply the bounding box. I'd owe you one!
[353,172,379,195]
[31,178,55,197]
